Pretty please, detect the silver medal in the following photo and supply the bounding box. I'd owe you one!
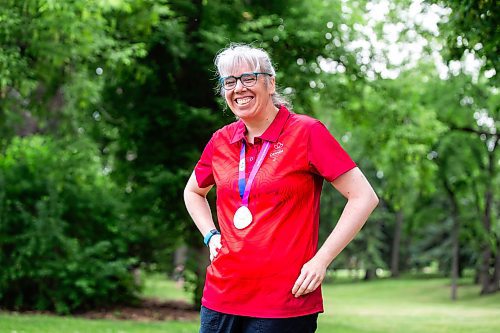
[233,206,253,229]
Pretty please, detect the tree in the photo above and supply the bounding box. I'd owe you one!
[0,0,146,143]
[423,72,499,294]
[0,0,151,312]
[96,0,368,305]
[429,0,499,74]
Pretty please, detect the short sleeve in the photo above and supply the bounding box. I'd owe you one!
[194,136,215,188]
[308,121,356,182]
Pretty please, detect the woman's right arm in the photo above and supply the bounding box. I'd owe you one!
[183,171,221,260]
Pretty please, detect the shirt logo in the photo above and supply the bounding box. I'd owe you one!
[270,142,284,161]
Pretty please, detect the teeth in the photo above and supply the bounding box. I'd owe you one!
[236,97,252,105]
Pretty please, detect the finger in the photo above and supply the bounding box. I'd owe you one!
[292,273,306,294]
[304,276,320,295]
[294,275,314,297]
[209,238,221,256]
[210,247,219,258]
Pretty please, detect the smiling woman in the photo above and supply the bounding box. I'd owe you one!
[216,45,290,116]
[183,43,379,333]
[215,47,279,135]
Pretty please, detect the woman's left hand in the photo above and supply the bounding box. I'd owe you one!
[292,257,328,297]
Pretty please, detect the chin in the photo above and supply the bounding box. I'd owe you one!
[231,105,253,117]
[236,110,257,121]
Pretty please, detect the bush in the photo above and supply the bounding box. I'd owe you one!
[0,136,139,314]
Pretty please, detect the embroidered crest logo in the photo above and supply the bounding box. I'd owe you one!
[270,142,284,161]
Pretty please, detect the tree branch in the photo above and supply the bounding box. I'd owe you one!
[450,125,497,137]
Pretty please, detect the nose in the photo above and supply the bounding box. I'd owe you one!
[233,78,246,92]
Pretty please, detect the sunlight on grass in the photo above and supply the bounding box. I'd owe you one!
[141,273,192,303]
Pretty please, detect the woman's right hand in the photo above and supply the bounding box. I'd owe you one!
[208,234,222,261]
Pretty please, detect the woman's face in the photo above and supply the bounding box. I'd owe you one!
[223,64,275,121]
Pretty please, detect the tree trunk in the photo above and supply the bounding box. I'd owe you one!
[448,125,498,295]
[364,268,377,281]
[443,178,460,300]
[450,196,460,300]
[391,210,403,278]
[480,147,497,294]
[492,242,500,292]
[479,247,493,294]
[194,245,209,308]
[185,243,209,309]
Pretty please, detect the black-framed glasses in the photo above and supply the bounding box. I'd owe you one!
[219,72,272,90]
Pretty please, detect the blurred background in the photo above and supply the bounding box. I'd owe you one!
[0,0,498,332]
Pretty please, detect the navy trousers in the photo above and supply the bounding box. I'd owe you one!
[199,306,318,333]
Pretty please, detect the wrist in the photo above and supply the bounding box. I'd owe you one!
[203,229,220,246]
[313,251,333,269]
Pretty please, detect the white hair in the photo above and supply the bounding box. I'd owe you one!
[214,43,291,109]
[215,44,276,77]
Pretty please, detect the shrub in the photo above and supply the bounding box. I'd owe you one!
[0,136,139,314]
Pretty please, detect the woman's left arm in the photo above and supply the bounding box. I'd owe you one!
[292,167,379,297]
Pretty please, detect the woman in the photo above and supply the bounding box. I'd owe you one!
[184,44,379,333]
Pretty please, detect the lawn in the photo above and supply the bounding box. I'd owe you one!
[1,276,499,333]
[318,277,500,333]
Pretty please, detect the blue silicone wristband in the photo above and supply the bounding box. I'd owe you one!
[203,229,220,246]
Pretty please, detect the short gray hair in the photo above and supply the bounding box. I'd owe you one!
[214,43,291,109]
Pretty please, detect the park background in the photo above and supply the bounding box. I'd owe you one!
[0,0,498,332]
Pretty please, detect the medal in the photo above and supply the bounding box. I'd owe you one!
[233,206,253,229]
[233,140,271,229]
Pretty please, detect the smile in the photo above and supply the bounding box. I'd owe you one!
[235,97,253,105]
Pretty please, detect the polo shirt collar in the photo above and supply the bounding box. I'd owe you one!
[230,105,290,144]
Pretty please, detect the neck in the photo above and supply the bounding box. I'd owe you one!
[244,104,279,143]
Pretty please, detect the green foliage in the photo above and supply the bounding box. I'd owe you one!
[1,0,498,306]
[430,0,498,74]
[321,181,388,276]
[0,0,147,143]
[0,136,139,314]
[93,0,365,305]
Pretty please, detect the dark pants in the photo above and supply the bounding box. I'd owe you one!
[199,306,318,333]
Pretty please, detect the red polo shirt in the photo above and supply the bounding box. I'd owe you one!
[195,106,356,318]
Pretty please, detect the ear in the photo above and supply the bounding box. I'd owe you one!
[268,75,276,95]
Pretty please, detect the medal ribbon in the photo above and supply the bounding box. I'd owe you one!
[238,140,271,206]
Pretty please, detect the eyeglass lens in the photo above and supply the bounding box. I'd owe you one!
[224,74,257,89]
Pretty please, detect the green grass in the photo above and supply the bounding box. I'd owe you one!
[0,314,198,333]
[1,277,499,333]
[141,273,191,302]
[318,278,500,333]
[0,276,197,333]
